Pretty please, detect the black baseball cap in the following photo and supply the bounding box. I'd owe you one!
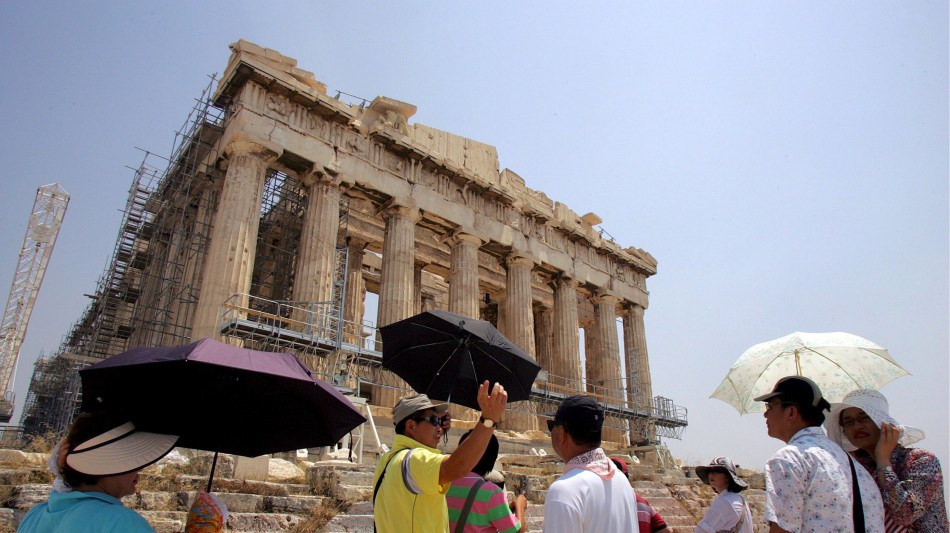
[546,395,604,436]
[754,375,831,412]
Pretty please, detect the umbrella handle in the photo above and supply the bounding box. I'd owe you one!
[207,452,218,493]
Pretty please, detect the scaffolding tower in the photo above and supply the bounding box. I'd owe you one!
[0,184,70,423]
[20,76,225,435]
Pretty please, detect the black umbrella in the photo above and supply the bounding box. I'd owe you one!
[379,310,541,410]
[80,337,366,490]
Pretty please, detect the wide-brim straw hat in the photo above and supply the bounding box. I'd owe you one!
[824,389,925,452]
[695,456,748,492]
[65,421,178,477]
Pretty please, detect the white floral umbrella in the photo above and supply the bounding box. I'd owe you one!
[711,331,909,414]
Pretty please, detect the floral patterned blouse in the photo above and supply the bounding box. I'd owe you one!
[853,446,949,532]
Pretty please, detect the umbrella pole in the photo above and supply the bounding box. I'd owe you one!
[207,452,218,493]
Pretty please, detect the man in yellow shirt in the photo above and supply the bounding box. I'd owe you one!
[373,381,508,533]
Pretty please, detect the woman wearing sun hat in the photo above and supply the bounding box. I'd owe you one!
[694,457,753,533]
[17,410,181,532]
[825,389,949,532]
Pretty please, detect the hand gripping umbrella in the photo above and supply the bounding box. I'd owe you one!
[80,337,366,490]
[711,331,909,414]
[379,310,541,410]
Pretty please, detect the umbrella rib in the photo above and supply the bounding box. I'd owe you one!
[384,339,457,366]
[742,351,788,408]
[798,345,905,384]
[425,342,468,397]
[468,343,528,397]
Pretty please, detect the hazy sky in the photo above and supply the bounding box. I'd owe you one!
[1,1,946,501]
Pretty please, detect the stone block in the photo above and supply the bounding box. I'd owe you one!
[10,484,49,509]
[234,455,270,481]
[323,513,375,532]
[140,511,186,533]
[265,495,324,514]
[133,490,180,511]
[0,508,14,529]
[226,511,300,531]
[182,491,263,513]
[268,458,304,482]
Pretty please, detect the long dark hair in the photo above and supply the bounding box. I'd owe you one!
[458,429,499,477]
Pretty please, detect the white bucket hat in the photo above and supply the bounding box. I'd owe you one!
[824,389,925,452]
[65,421,178,477]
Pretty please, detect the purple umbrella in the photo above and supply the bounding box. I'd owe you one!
[80,337,366,489]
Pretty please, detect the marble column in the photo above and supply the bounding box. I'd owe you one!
[622,303,654,443]
[532,306,554,375]
[551,277,582,391]
[447,233,482,319]
[583,324,598,393]
[342,238,367,347]
[291,173,341,332]
[592,292,624,443]
[413,260,425,315]
[504,254,537,430]
[192,139,275,341]
[375,202,420,408]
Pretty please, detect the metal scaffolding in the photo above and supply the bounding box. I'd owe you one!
[20,76,225,435]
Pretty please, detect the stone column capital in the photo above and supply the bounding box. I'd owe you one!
[380,198,421,223]
[554,275,578,289]
[300,170,341,188]
[621,301,645,316]
[447,231,483,248]
[345,236,369,250]
[592,290,619,307]
[505,253,535,270]
[224,137,278,162]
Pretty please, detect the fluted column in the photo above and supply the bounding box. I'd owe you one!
[413,260,425,315]
[342,238,367,347]
[592,292,624,444]
[551,277,581,391]
[291,173,341,331]
[447,233,482,319]
[504,254,536,430]
[622,303,654,444]
[192,139,276,341]
[375,202,420,408]
[533,306,553,373]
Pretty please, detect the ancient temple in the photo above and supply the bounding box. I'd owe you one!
[21,40,686,445]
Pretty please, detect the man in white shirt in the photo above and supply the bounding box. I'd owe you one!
[542,395,638,533]
[756,376,885,533]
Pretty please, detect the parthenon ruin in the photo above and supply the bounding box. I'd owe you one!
[21,40,686,445]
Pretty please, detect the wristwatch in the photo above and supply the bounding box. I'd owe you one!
[479,416,496,429]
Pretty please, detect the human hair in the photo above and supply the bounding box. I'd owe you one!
[793,403,827,427]
[458,429,499,477]
[61,411,126,488]
[560,418,601,448]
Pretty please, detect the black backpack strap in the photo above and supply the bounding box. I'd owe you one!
[849,455,865,532]
[454,478,487,533]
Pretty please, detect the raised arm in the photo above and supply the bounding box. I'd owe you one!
[439,381,507,484]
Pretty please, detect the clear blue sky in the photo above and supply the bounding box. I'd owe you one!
[1,1,946,501]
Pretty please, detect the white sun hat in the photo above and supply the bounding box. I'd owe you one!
[65,421,178,477]
[824,389,925,452]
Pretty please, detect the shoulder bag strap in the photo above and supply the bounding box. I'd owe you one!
[729,494,747,533]
[373,449,414,533]
[849,455,866,532]
[454,478,488,533]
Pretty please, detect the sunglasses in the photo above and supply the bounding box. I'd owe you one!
[411,414,448,428]
[546,419,561,432]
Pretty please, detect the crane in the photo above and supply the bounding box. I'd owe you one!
[0,184,70,423]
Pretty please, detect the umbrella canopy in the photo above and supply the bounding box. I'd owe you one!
[711,331,909,414]
[380,310,541,410]
[80,337,366,458]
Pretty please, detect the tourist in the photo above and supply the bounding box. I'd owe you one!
[373,381,508,533]
[542,395,638,532]
[694,457,753,533]
[18,410,179,532]
[447,430,527,533]
[757,375,885,532]
[609,456,668,533]
[824,389,949,532]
